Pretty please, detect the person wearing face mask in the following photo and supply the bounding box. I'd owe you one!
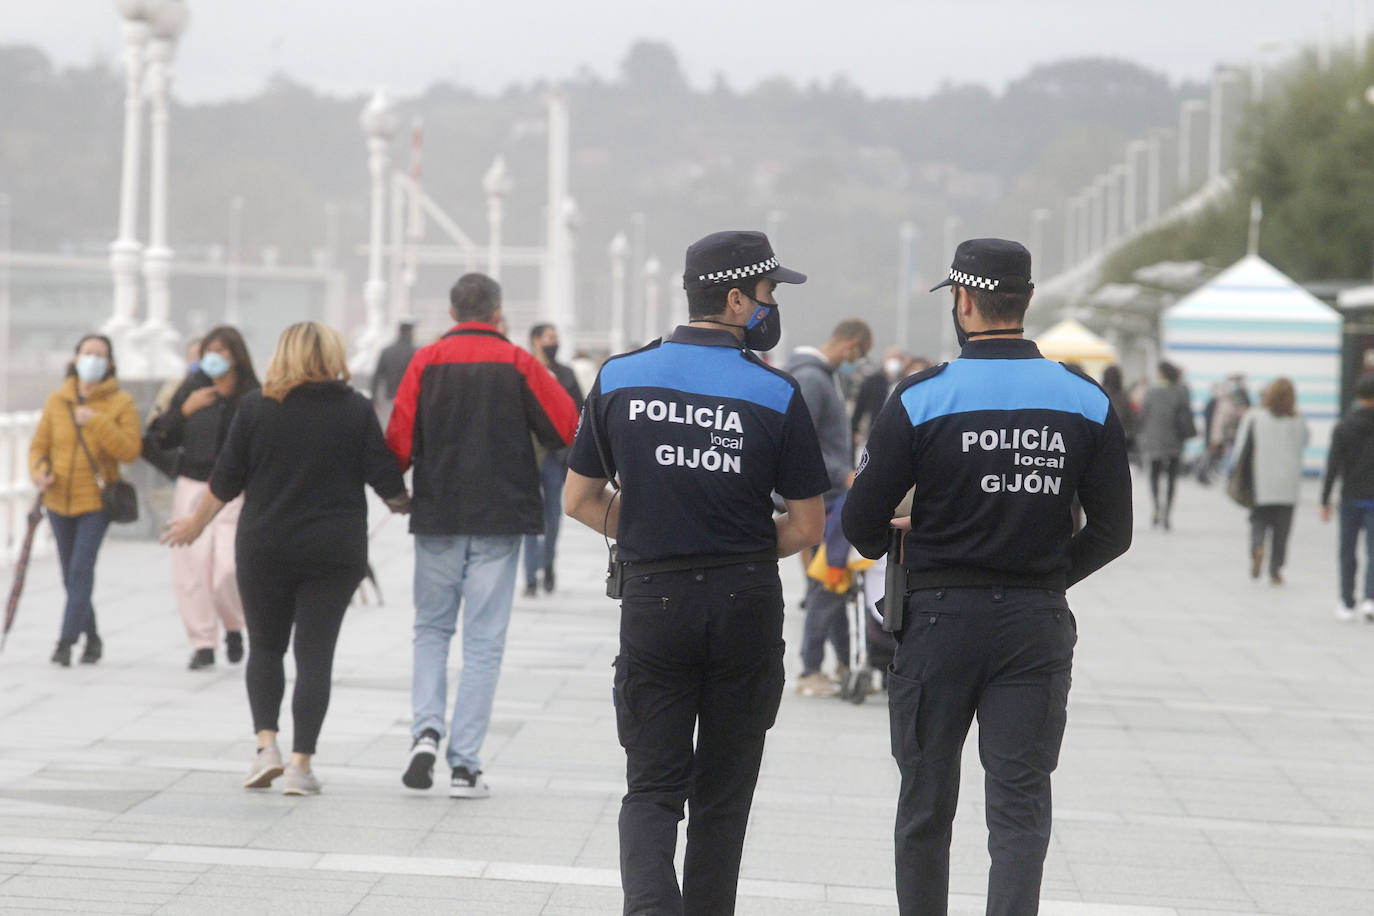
[852,347,910,458]
[842,238,1133,915]
[783,318,872,697]
[564,230,828,915]
[28,333,141,666]
[522,323,585,597]
[144,326,260,670]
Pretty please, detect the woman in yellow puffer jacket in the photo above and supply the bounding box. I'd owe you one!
[28,334,141,666]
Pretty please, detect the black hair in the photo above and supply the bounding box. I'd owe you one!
[1101,364,1124,394]
[1356,373,1374,401]
[687,276,770,320]
[529,323,554,342]
[66,333,117,381]
[963,286,1031,326]
[1158,361,1181,385]
[201,325,261,391]
[449,273,502,322]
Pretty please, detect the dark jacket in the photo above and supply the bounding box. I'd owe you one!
[210,382,404,572]
[1322,405,1374,506]
[843,339,1132,592]
[386,322,579,536]
[783,347,852,495]
[372,336,418,404]
[144,372,256,482]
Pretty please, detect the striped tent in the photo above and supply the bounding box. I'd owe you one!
[1162,255,1340,473]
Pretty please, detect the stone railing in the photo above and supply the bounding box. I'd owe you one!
[0,411,53,569]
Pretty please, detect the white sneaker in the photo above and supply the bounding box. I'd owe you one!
[1335,602,1359,622]
[281,763,322,796]
[243,744,284,789]
[1360,599,1374,623]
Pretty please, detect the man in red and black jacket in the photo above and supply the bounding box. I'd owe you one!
[386,272,578,800]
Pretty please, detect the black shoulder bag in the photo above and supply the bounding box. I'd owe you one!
[69,403,139,524]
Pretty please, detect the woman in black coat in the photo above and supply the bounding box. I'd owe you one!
[164,321,409,796]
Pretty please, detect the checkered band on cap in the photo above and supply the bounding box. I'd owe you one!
[948,268,999,290]
[698,256,779,284]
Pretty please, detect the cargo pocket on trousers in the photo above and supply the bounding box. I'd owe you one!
[721,640,786,734]
[887,669,923,766]
[611,655,641,749]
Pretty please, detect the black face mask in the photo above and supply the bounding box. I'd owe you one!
[542,343,559,363]
[742,296,782,351]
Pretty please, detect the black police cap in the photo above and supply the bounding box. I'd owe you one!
[682,230,807,291]
[930,238,1034,293]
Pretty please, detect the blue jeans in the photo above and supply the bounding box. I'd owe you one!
[522,452,567,585]
[48,510,110,644]
[412,534,521,771]
[1338,502,1374,608]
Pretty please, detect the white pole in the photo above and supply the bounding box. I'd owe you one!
[1146,135,1162,226]
[939,215,959,362]
[1029,208,1051,278]
[483,156,512,281]
[896,221,915,352]
[225,195,244,323]
[1090,179,1107,253]
[354,87,399,373]
[544,92,570,327]
[1178,99,1206,192]
[642,256,661,343]
[0,192,9,412]
[106,12,149,347]
[1063,196,1078,271]
[139,14,185,377]
[608,232,628,356]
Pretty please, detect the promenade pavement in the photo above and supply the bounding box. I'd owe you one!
[0,474,1372,915]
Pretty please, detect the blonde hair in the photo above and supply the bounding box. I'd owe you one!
[262,321,350,401]
[1262,377,1297,418]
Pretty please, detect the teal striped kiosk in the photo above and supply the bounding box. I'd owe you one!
[1162,255,1340,474]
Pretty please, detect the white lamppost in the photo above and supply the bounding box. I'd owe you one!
[896,221,915,352]
[642,256,661,343]
[1029,207,1052,278]
[482,155,512,281]
[1208,70,1241,184]
[543,91,571,327]
[138,0,188,377]
[608,232,629,355]
[355,87,400,372]
[1063,195,1079,270]
[564,197,580,335]
[1178,98,1207,193]
[1145,134,1163,226]
[106,0,153,359]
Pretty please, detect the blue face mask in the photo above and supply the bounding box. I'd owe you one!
[200,351,232,380]
[75,354,108,383]
[837,360,860,376]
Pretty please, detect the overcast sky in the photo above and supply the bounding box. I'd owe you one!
[7,1,1349,101]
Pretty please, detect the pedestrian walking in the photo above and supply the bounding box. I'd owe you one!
[1232,378,1307,585]
[387,273,578,799]
[852,346,908,447]
[522,322,585,597]
[143,326,259,670]
[27,333,141,667]
[163,321,409,796]
[1137,360,1195,529]
[1321,372,1374,622]
[1101,364,1138,462]
[843,238,1132,916]
[784,319,872,697]
[371,319,417,426]
[564,230,828,915]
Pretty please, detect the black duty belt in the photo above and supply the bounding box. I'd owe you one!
[621,549,776,578]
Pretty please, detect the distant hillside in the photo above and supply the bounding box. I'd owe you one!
[0,41,1199,350]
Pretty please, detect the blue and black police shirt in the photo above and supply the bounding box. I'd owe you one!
[568,326,830,563]
[842,338,1132,592]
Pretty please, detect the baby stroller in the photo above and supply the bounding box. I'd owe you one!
[837,555,897,705]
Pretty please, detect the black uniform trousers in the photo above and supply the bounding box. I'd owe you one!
[612,560,785,916]
[888,586,1076,916]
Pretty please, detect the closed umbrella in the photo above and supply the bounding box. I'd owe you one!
[2,493,45,652]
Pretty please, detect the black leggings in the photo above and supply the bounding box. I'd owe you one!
[237,558,363,755]
[1148,457,1180,518]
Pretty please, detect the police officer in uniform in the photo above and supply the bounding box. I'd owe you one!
[842,239,1132,916]
[564,230,828,915]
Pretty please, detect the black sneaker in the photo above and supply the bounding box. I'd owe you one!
[522,581,538,598]
[225,631,244,664]
[51,641,73,667]
[402,729,441,790]
[79,633,102,665]
[188,648,215,670]
[449,766,490,799]
[542,568,555,593]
